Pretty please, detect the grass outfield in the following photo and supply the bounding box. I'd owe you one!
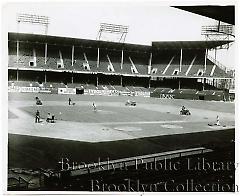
[9,92,235,114]
[21,105,181,123]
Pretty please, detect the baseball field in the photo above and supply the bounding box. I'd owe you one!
[8,93,235,169]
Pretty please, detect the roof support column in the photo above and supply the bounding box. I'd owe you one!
[16,69,19,81]
[44,71,47,83]
[97,48,100,69]
[96,74,99,87]
[214,48,217,60]
[202,78,205,91]
[120,75,123,86]
[45,43,47,65]
[16,40,19,66]
[71,71,74,84]
[71,45,74,66]
[179,48,183,72]
[178,78,181,90]
[148,52,152,74]
[204,48,208,72]
[121,49,124,70]
[148,77,151,88]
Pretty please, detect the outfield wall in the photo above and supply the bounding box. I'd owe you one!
[8,84,227,101]
[150,91,225,101]
[8,85,151,97]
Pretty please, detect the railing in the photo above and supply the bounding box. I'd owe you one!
[201,25,234,36]
[55,147,213,177]
[207,55,232,75]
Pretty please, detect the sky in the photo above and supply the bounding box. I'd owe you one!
[3,1,236,68]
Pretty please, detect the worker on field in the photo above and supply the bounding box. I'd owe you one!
[51,113,55,123]
[216,115,220,126]
[68,98,72,105]
[93,102,97,112]
[35,110,40,123]
[46,112,51,123]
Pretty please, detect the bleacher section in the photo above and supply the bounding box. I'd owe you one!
[8,39,232,79]
[8,33,234,101]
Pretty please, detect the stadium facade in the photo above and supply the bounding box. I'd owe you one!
[8,32,234,101]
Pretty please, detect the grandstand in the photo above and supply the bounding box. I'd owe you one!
[8,32,233,101]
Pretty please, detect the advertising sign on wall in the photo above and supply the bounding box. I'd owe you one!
[58,88,76,95]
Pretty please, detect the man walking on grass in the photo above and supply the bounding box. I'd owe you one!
[35,110,40,123]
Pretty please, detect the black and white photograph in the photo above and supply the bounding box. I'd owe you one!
[1,1,238,194]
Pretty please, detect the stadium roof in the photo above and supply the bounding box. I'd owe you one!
[8,32,151,52]
[152,40,233,50]
[172,6,235,25]
[9,32,232,51]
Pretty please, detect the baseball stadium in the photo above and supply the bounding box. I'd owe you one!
[7,6,235,192]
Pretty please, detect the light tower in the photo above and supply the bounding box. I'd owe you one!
[15,14,50,81]
[17,13,50,35]
[96,23,129,43]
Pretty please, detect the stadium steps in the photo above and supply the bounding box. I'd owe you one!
[163,64,181,76]
[103,85,115,90]
[125,86,135,91]
[187,64,205,77]
[100,54,122,73]
[151,54,170,75]
[88,60,98,72]
[151,64,168,75]
[99,61,112,73]
[178,64,189,76]
[72,48,87,71]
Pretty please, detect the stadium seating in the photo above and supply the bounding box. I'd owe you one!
[72,47,86,71]
[85,84,97,90]
[102,85,115,90]
[96,85,104,90]
[113,85,127,91]
[10,81,31,87]
[8,39,231,79]
[213,66,229,78]
[121,62,132,74]
[8,34,233,101]
[99,60,110,73]
[135,64,148,75]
